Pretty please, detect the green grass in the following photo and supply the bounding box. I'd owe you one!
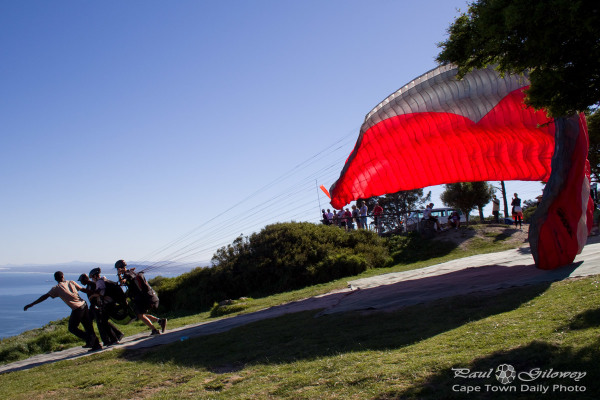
[1,276,599,399]
[5,226,598,399]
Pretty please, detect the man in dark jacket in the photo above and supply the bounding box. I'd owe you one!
[115,259,166,335]
[79,271,124,346]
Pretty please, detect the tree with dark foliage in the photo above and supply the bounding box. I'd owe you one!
[437,0,600,117]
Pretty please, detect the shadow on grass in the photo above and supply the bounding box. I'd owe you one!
[323,262,580,314]
[135,281,554,374]
[390,233,460,263]
[493,227,522,243]
[380,339,600,399]
[563,307,600,331]
[429,224,528,251]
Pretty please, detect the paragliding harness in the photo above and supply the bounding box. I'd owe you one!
[117,269,159,318]
[102,279,137,325]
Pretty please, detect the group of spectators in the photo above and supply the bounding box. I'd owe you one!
[323,201,464,234]
[321,202,385,232]
[24,260,167,352]
[325,192,526,234]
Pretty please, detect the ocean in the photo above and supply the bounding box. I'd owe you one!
[0,271,81,339]
[0,265,198,339]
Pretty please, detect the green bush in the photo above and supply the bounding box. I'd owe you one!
[152,222,391,313]
[307,251,368,283]
[209,298,253,318]
[523,203,538,222]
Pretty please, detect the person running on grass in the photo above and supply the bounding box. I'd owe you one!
[114,259,166,335]
[79,269,124,346]
[24,271,102,351]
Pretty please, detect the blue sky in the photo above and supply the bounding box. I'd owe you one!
[0,1,544,267]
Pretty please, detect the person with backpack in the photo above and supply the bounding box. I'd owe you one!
[84,268,124,346]
[114,259,166,335]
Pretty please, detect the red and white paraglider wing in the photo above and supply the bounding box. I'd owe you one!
[329,65,592,269]
[329,65,555,209]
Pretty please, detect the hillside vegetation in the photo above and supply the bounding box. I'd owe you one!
[152,222,531,314]
[152,222,393,313]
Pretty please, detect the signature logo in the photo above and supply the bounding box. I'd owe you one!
[495,364,516,384]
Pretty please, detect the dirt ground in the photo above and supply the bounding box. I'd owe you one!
[432,222,530,250]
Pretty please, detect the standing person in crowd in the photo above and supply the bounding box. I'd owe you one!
[373,202,383,234]
[326,209,334,224]
[492,195,500,223]
[115,260,166,336]
[88,268,124,346]
[359,201,368,230]
[322,209,330,225]
[511,193,523,229]
[351,205,360,229]
[337,209,346,229]
[24,271,101,351]
[344,208,354,230]
[332,209,339,226]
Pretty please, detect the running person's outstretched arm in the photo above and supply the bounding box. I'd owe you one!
[24,293,50,310]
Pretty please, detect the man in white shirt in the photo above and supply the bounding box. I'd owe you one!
[424,203,444,231]
[492,195,500,223]
[326,209,334,223]
[359,202,368,229]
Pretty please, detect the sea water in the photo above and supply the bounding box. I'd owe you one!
[0,271,81,339]
[0,267,195,339]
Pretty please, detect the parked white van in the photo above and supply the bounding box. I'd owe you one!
[404,207,467,231]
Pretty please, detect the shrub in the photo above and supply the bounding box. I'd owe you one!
[523,203,538,222]
[209,298,253,318]
[152,222,390,313]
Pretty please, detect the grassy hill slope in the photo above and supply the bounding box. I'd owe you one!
[2,224,599,399]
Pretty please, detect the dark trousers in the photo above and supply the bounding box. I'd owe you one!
[514,214,522,226]
[493,210,499,223]
[92,306,123,345]
[68,303,97,344]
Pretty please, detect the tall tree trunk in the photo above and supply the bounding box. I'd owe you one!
[462,209,470,226]
[501,181,509,218]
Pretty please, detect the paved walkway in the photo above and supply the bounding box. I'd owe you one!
[2,238,600,375]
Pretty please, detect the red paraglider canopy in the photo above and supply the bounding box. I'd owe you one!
[329,65,592,270]
[329,65,555,209]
